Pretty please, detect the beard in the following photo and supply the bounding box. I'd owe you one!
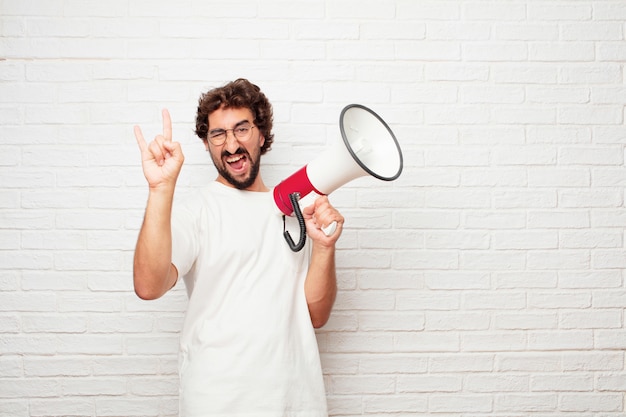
[211,147,261,190]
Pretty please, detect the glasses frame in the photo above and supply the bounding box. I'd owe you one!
[207,124,257,146]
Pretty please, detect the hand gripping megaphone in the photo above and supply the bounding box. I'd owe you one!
[274,104,403,251]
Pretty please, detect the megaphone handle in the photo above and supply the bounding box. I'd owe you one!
[283,193,306,252]
[322,221,337,236]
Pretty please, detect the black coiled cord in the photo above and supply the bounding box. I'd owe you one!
[283,192,306,252]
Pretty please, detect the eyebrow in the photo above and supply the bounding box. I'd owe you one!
[208,119,251,134]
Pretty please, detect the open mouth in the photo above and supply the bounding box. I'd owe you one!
[225,154,248,174]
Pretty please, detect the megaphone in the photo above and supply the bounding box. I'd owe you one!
[274,104,403,251]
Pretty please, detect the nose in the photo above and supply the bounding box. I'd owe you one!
[223,130,240,152]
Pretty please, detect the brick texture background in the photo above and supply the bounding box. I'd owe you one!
[1,0,626,416]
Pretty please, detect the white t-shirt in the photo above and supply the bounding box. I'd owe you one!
[171,181,328,417]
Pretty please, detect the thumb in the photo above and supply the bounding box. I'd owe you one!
[163,140,183,158]
[301,201,315,218]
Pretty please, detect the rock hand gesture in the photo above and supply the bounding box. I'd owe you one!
[134,109,184,191]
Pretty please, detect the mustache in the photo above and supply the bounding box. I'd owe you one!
[222,147,248,158]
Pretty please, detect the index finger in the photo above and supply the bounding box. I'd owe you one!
[162,108,172,142]
[134,125,148,153]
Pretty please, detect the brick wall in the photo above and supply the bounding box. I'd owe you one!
[1,0,625,416]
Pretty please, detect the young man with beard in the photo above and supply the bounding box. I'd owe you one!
[132,78,343,416]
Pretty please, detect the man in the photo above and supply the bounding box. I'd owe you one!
[133,78,344,416]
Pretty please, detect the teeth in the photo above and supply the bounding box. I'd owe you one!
[226,155,243,163]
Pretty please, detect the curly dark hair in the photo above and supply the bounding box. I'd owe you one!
[195,78,274,155]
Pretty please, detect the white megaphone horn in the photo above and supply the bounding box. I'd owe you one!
[274,104,403,251]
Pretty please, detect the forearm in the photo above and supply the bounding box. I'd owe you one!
[304,242,338,328]
[133,188,178,300]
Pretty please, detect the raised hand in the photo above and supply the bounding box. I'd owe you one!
[302,196,344,246]
[134,109,185,191]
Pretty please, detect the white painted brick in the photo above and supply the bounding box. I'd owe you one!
[22,314,87,333]
[560,229,622,249]
[529,292,591,309]
[425,271,490,290]
[425,312,490,331]
[596,373,626,391]
[0,356,22,379]
[326,333,394,353]
[494,394,557,412]
[319,353,359,375]
[89,314,154,333]
[528,210,589,229]
[562,352,624,371]
[463,211,526,230]
[331,375,395,395]
[495,312,557,330]
[129,377,178,396]
[594,330,626,350]
[560,393,623,412]
[3,2,626,415]
[528,126,592,144]
[394,332,459,353]
[496,353,561,372]
[29,398,94,417]
[527,86,590,104]
[429,353,494,372]
[359,230,424,249]
[529,42,595,62]
[463,42,528,62]
[396,291,460,311]
[559,106,624,125]
[598,42,626,61]
[96,398,161,417]
[62,378,126,396]
[23,357,90,377]
[493,230,557,250]
[560,270,622,289]
[527,250,590,270]
[593,290,626,308]
[0,378,60,399]
[0,400,28,417]
[363,394,428,413]
[466,374,528,393]
[561,64,623,84]
[91,357,161,376]
[428,394,492,413]
[0,314,19,333]
[528,330,594,351]
[320,312,358,332]
[427,22,490,41]
[560,310,622,329]
[495,23,559,41]
[398,375,461,393]
[528,371,598,398]
[462,332,527,352]
[56,335,123,355]
[359,312,424,332]
[561,23,623,41]
[463,292,527,310]
[461,251,526,271]
[529,3,592,20]
[359,354,427,374]
[126,336,179,355]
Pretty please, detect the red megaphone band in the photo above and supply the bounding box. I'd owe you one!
[273,165,325,216]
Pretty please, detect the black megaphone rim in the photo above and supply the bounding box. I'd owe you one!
[339,104,403,182]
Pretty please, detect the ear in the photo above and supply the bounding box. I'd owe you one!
[259,134,265,147]
[202,139,209,151]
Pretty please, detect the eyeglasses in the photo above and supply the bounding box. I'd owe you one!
[207,123,256,146]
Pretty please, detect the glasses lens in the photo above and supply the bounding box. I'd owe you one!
[234,125,251,140]
[208,125,254,145]
[209,132,225,145]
